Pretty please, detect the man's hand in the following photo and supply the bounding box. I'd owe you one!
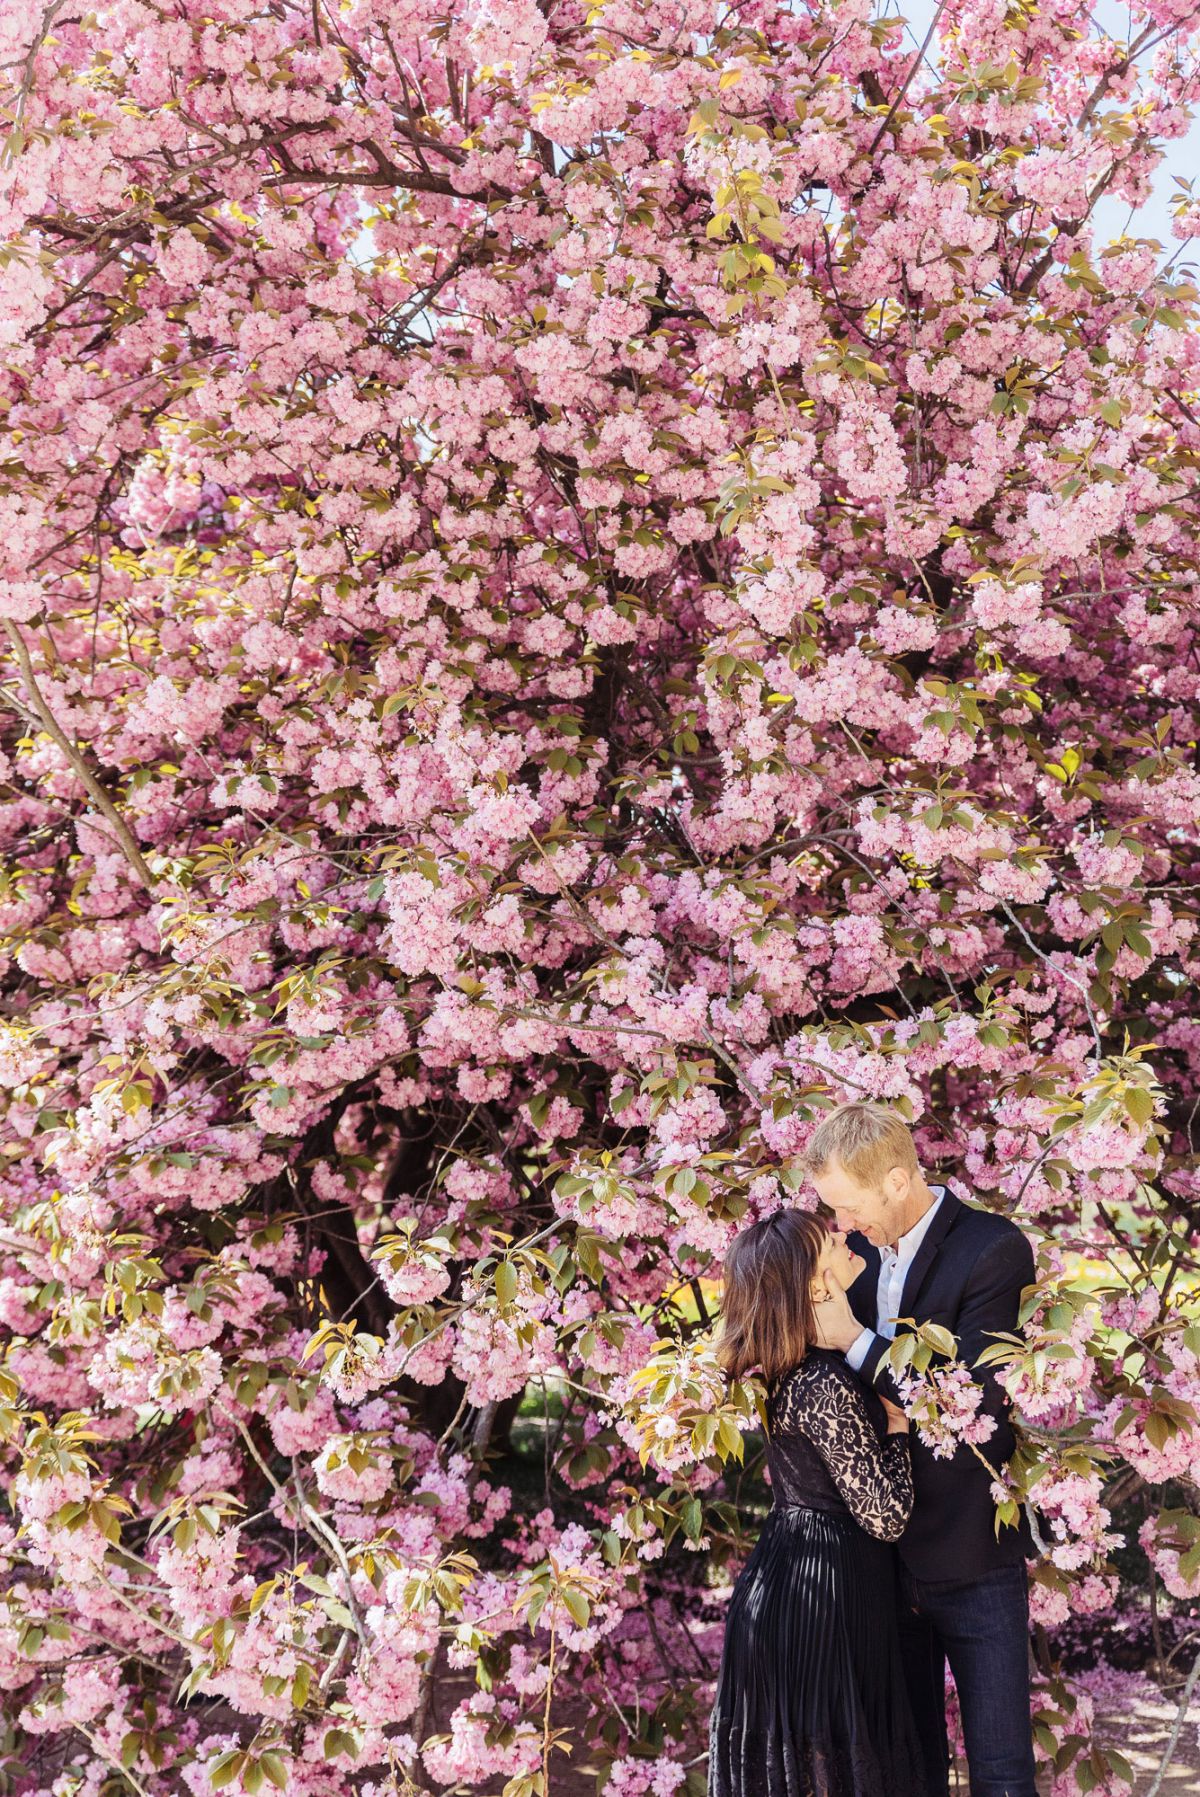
[812,1271,864,1352]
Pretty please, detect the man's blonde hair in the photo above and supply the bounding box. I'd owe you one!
[802,1101,918,1188]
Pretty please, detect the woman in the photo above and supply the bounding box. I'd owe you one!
[708,1207,930,1797]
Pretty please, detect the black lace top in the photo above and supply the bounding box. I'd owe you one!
[764,1347,914,1543]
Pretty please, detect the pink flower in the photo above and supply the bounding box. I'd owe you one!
[895,1365,998,1462]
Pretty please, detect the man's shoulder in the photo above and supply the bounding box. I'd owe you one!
[945,1193,1034,1264]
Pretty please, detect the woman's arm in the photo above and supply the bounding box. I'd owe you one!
[777,1366,914,1542]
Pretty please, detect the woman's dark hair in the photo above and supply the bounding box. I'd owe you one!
[715,1207,831,1385]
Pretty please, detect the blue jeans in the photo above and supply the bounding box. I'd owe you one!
[897,1560,1038,1797]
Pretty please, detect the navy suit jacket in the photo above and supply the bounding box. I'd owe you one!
[846,1188,1036,1583]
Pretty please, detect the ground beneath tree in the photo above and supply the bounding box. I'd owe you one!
[1080,1696,1200,1797]
[429,1671,1200,1793]
[567,1702,1200,1794]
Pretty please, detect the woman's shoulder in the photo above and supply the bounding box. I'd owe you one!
[769,1349,859,1410]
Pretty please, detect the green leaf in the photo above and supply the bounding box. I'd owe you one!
[495,1261,519,1306]
[562,1586,591,1626]
[209,1752,245,1790]
[1176,1543,1200,1581]
[717,1416,745,1461]
[1144,1410,1176,1450]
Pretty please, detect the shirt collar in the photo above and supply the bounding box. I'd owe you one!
[881,1185,947,1263]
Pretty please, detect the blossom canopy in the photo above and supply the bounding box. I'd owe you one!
[0,0,1199,1791]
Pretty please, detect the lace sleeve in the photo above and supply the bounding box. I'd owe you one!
[776,1363,914,1543]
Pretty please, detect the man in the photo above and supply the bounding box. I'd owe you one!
[803,1100,1037,1797]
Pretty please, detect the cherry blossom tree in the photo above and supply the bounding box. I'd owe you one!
[1,0,1200,1791]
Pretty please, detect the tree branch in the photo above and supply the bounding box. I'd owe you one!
[1,619,157,889]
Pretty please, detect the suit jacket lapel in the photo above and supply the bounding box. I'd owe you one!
[846,1235,881,1330]
[897,1187,962,1321]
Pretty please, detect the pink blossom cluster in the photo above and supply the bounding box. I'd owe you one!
[1028,1468,1124,1574]
[1138,1514,1200,1601]
[895,1364,999,1462]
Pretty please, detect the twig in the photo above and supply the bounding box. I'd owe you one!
[998,899,1104,1065]
[317,1628,352,1699]
[407,1641,439,1792]
[470,1399,499,1460]
[75,1723,157,1797]
[869,0,949,154]
[1024,1501,1048,1556]
[94,1569,196,1650]
[1,619,156,888]
[3,0,75,171]
[217,1403,370,1655]
[541,1613,557,1794]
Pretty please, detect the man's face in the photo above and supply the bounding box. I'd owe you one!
[809,1155,909,1247]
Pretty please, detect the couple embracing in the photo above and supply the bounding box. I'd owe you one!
[709,1102,1038,1797]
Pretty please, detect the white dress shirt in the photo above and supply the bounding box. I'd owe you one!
[845,1186,946,1372]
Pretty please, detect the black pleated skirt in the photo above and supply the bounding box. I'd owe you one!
[708,1505,930,1797]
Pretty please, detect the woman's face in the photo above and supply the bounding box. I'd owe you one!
[814,1224,865,1296]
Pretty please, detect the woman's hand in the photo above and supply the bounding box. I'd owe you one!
[879,1397,909,1435]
